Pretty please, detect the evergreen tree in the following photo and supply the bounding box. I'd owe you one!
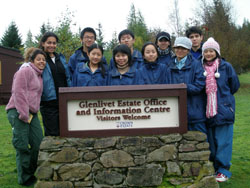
[54,8,81,61]
[194,0,250,72]
[127,4,149,50]
[24,30,35,48]
[96,23,106,48]
[35,21,53,45]
[1,21,22,49]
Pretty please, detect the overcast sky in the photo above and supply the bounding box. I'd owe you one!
[1,0,250,42]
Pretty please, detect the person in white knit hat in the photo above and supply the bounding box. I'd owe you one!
[166,36,207,135]
[202,37,240,182]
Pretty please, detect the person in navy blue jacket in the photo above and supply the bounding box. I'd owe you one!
[68,27,107,76]
[155,32,175,66]
[72,43,106,86]
[109,29,143,71]
[137,42,168,84]
[39,32,71,136]
[166,37,206,134]
[201,38,240,182]
[107,44,138,85]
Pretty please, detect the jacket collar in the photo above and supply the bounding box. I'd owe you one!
[78,62,101,74]
[170,53,193,70]
[111,66,135,78]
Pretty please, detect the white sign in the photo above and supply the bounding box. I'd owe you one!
[67,97,179,131]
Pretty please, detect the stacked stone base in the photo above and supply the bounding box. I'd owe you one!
[35,131,219,188]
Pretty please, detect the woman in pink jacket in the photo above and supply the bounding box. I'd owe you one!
[6,48,46,186]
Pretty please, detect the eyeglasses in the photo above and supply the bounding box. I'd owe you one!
[84,36,95,40]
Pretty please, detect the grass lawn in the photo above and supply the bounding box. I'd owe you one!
[0,73,249,188]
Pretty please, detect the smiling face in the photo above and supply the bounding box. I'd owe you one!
[174,46,189,61]
[32,54,46,70]
[114,52,129,67]
[143,44,158,62]
[157,38,170,50]
[42,36,57,55]
[203,48,217,61]
[88,48,102,66]
[82,32,95,48]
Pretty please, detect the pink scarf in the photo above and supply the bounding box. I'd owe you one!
[204,58,219,118]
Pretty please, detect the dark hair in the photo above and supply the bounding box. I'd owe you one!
[30,49,46,62]
[39,32,59,50]
[118,29,135,41]
[185,26,202,38]
[141,42,159,60]
[80,27,96,40]
[113,44,132,67]
[88,43,106,77]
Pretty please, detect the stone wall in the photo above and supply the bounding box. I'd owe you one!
[35,131,219,188]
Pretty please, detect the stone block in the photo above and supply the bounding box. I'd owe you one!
[183,131,207,141]
[126,164,165,186]
[147,145,177,162]
[160,133,182,143]
[94,137,117,149]
[95,170,124,185]
[179,151,210,161]
[100,150,135,167]
[166,161,181,175]
[49,147,79,163]
[35,166,53,180]
[58,163,91,181]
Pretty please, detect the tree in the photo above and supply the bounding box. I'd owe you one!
[105,31,119,63]
[35,21,54,46]
[194,0,250,72]
[127,4,149,50]
[168,0,183,36]
[96,23,106,48]
[54,8,81,61]
[24,30,35,48]
[1,21,22,49]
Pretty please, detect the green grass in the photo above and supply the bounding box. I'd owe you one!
[0,73,250,188]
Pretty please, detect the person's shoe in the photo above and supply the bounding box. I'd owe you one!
[216,173,228,182]
[22,176,37,186]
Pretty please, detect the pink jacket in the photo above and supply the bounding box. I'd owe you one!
[6,63,43,123]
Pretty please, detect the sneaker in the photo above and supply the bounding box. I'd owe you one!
[216,173,228,182]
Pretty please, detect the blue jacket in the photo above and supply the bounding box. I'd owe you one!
[41,54,71,101]
[137,60,168,84]
[206,59,240,127]
[166,54,206,124]
[71,62,106,87]
[158,51,175,67]
[190,43,203,61]
[106,66,138,86]
[109,49,143,71]
[68,47,108,76]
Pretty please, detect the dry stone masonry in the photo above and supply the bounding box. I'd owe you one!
[35,131,219,188]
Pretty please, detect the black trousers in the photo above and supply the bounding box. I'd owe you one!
[40,101,60,136]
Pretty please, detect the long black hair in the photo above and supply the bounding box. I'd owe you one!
[88,43,106,78]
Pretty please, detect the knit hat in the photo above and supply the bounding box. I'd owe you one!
[202,37,220,55]
[156,32,170,42]
[173,37,192,50]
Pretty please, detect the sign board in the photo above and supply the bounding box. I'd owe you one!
[59,84,187,138]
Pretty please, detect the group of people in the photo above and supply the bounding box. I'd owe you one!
[6,26,239,186]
